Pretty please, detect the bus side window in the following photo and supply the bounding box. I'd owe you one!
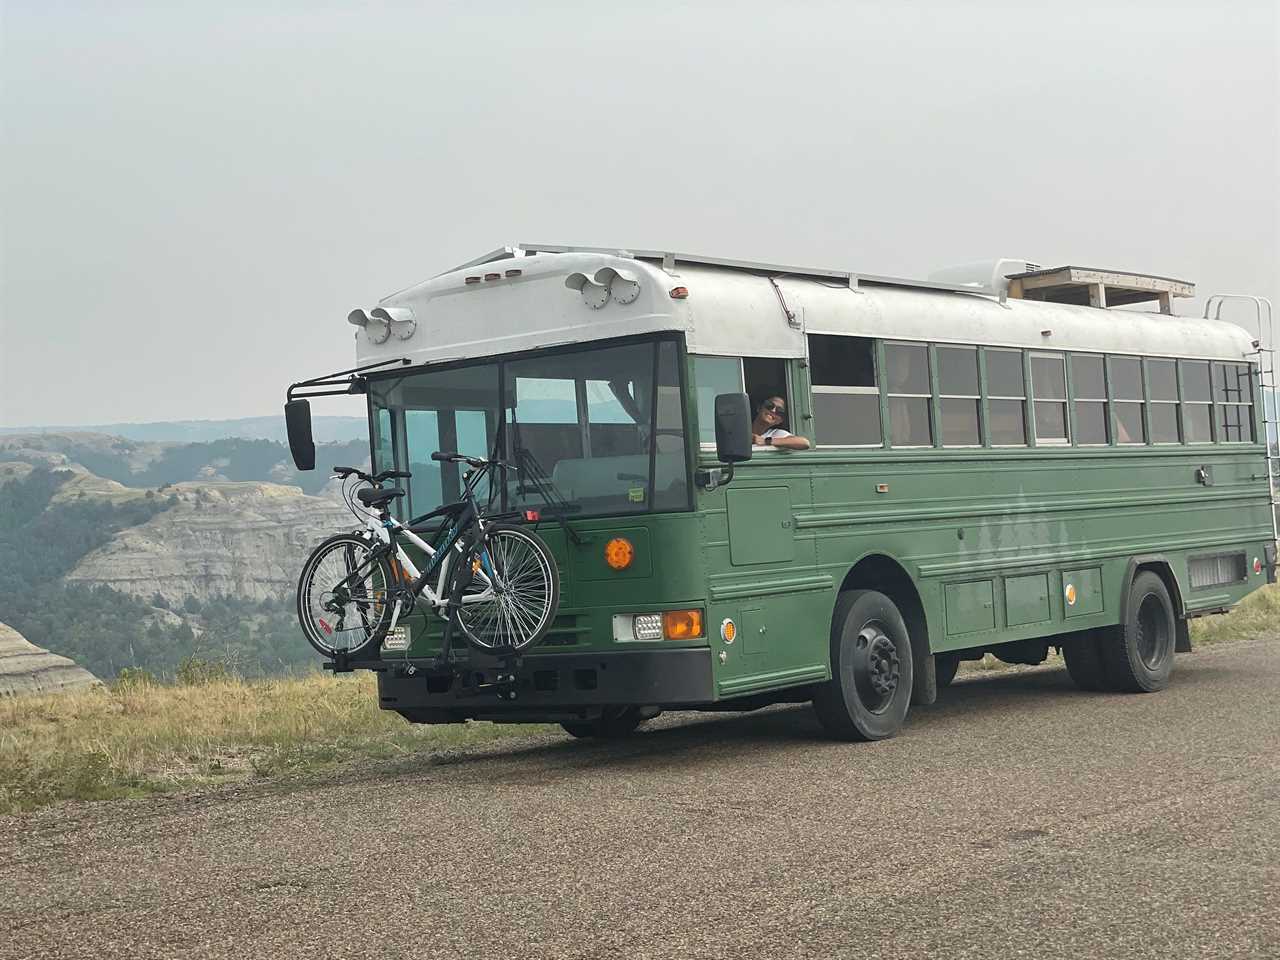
[937,345,981,446]
[743,357,789,426]
[1109,356,1146,444]
[1213,361,1254,442]
[885,341,933,447]
[986,348,1028,446]
[691,356,744,446]
[808,335,881,446]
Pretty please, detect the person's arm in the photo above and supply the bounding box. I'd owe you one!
[769,433,810,450]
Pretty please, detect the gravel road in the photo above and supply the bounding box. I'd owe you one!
[4,638,1278,960]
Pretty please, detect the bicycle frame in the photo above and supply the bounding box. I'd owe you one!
[349,470,500,635]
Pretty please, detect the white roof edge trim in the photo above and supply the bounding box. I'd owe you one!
[512,243,997,296]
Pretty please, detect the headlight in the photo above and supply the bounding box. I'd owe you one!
[632,613,663,641]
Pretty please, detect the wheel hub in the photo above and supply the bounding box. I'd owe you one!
[865,632,900,697]
[853,624,900,712]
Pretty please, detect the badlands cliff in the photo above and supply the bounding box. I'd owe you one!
[0,621,100,698]
[64,481,352,604]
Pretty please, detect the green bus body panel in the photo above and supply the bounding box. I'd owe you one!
[945,580,996,636]
[726,487,796,565]
[1063,567,1104,617]
[573,526,653,580]
[698,442,1272,669]
[1006,574,1051,626]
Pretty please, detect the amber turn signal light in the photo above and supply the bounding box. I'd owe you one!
[604,537,634,570]
[663,609,704,640]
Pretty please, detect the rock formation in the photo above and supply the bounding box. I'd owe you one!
[0,621,101,698]
[64,481,353,604]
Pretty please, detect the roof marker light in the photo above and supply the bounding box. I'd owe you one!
[669,286,689,299]
[465,276,481,285]
[485,273,501,281]
[505,269,523,278]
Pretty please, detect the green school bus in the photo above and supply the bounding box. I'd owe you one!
[287,245,1275,740]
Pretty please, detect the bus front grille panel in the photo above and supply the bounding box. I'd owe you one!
[539,614,585,647]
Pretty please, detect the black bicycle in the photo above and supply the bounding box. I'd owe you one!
[296,453,560,659]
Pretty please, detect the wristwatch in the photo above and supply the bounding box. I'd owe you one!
[764,435,773,446]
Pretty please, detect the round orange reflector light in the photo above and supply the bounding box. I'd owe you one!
[1064,583,1077,606]
[604,537,634,570]
[720,618,736,643]
[663,609,704,640]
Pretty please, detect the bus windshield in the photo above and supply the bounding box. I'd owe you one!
[368,337,689,520]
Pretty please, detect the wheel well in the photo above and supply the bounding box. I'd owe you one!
[1127,557,1191,652]
[1126,557,1185,618]
[839,555,932,703]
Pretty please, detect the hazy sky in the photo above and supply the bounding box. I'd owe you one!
[2,0,1277,427]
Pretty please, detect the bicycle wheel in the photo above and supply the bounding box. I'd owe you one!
[448,523,560,651]
[296,533,395,658]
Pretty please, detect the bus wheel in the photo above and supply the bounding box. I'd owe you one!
[1062,631,1111,691]
[1100,571,1176,693]
[561,706,652,739]
[935,653,960,689]
[813,590,914,741]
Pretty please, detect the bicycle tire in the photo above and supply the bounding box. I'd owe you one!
[447,523,560,652]
[296,533,395,658]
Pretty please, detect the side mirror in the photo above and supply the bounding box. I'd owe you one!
[714,393,753,464]
[284,399,316,470]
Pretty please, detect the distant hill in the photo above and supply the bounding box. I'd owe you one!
[0,465,344,679]
[0,415,368,444]
[0,432,368,496]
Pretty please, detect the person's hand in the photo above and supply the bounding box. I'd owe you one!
[752,433,764,445]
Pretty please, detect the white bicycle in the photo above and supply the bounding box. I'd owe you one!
[295,454,560,659]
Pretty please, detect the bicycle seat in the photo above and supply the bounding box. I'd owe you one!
[357,487,405,509]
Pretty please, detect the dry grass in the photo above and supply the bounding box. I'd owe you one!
[1190,582,1280,646]
[0,671,547,815]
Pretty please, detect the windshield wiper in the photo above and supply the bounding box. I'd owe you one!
[505,411,584,545]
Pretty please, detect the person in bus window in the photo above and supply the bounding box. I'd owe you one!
[752,395,810,449]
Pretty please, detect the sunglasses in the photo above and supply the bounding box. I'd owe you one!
[763,401,786,414]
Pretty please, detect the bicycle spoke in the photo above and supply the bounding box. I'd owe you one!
[302,538,390,655]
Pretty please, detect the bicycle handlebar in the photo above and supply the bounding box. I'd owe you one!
[430,451,513,470]
[332,466,413,484]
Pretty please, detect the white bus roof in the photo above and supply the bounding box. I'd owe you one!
[350,244,1257,370]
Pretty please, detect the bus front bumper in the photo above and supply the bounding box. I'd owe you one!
[366,647,715,722]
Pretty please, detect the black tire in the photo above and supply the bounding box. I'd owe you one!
[1062,630,1111,692]
[447,523,560,652]
[561,706,652,739]
[935,653,961,689]
[296,533,394,658]
[1099,570,1177,693]
[812,590,914,741]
